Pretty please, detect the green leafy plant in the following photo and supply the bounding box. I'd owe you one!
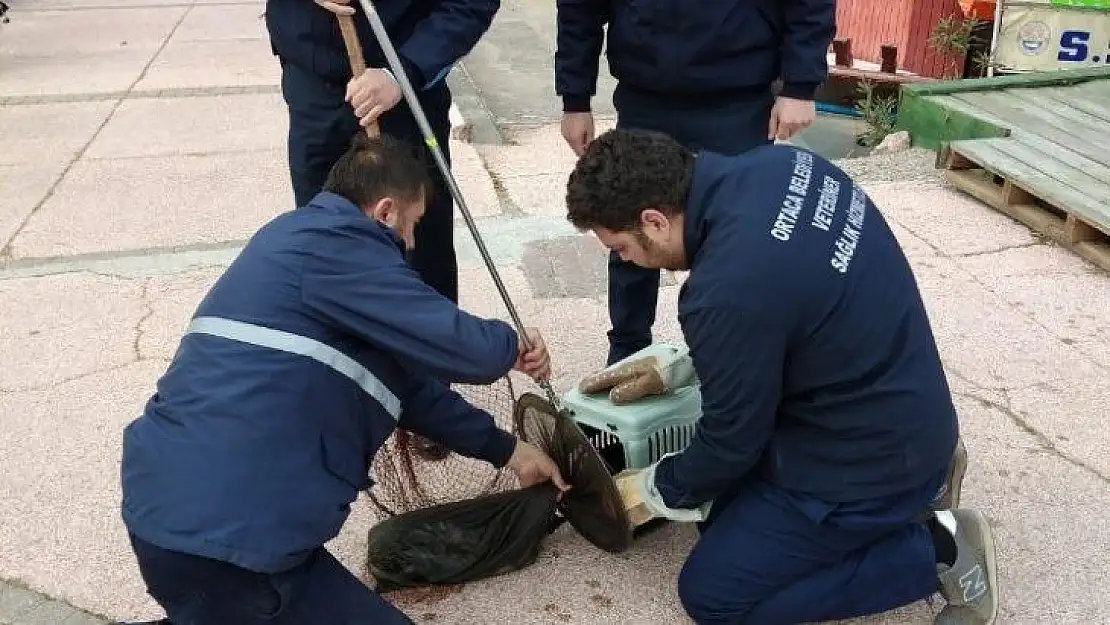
[971,49,995,78]
[928,16,989,79]
[854,80,899,148]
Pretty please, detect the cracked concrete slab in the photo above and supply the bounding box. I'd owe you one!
[0,49,156,99]
[0,272,146,391]
[864,182,1039,257]
[1,7,184,56]
[0,359,172,622]
[910,255,1104,390]
[453,262,613,391]
[944,395,1110,623]
[520,235,608,299]
[883,218,940,259]
[172,3,268,42]
[449,141,503,224]
[496,172,569,219]
[139,267,225,360]
[0,101,118,167]
[84,94,287,159]
[134,38,280,92]
[14,0,192,8]
[0,6,186,98]
[1003,376,1110,480]
[0,165,64,252]
[953,246,1110,370]
[8,149,291,259]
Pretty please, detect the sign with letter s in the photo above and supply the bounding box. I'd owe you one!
[994,1,1110,71]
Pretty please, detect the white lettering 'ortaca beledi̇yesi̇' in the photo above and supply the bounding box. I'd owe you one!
[831,183,867,274]
[770,149,814,242]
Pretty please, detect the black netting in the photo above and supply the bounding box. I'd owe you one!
[365,392,632,590]
[365,376,521,518]
[513,393,632,554]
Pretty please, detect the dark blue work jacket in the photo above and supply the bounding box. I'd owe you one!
[120,191,519,574]
[555,0,836,110]
[653,145,959,509]
[265,0,500,90]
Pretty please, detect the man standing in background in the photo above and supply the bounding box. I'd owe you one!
[265,0,502,459]
[554,0,837,365]
[265,0,501,306]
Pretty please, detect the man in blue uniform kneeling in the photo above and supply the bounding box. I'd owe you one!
[116,133,566,625]
[564,129,999,625]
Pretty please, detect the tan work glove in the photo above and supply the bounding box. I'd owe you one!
[579,344,697,404]
[614,453,712,527]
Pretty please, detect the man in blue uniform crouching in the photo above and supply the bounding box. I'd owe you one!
[115,133,567,625]
[565,129,999,625]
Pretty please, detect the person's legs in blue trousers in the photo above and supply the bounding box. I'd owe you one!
[677,471,946,625]
[279,59,459,304]
[604,86,775,364]
[126,533,414,625]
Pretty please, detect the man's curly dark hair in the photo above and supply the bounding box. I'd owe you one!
[565,128,696,232]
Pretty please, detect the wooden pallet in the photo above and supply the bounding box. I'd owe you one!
[938,141,1110,273]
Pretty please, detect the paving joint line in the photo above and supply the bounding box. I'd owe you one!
[9,1,258,11]
[0,4,196,259]
[0,85,280,106]
[0,214,577,280]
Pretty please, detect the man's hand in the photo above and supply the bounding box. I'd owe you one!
[513,327,551,383]
[561,112,595,156]
[768,96,816,142]
[507,439,569,491]
[346,68,403,129]
[314,0,354,16]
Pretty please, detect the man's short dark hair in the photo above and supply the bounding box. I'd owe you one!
[323,132,432,207]
[565,128,696,232]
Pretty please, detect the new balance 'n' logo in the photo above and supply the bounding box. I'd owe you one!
[959,564,987,603]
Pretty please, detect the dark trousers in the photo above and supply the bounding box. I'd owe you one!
[128,533,413,625]
[279,59,459,303]
[606,85,776,364]
[677,470,944,624]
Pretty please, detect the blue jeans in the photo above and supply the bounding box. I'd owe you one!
[677,470,945,624]
[606,84,776,363]
[128,533,413,625]
[279,59,459,304]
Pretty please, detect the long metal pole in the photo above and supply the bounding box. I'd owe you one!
[355,0,561,408]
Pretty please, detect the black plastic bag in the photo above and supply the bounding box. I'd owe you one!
[365,393,631,590]
[367,484,560,591]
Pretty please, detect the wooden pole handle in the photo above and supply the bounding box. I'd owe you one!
[336,13,380,138]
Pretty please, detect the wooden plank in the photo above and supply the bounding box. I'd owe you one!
[901,66,1110,98]
[1035,87,1110,124]
[944,169,1110,273]
[1004,134,1110,196]
[929,95,1012,128]
[945,169,1066,237]
[827,66,934,84]
[968,90,1105,139]
[1064,214,1104,245]
[948,139,1110,234]
[1019,91,1110,135]
[949,92,1110,168]
[897,92,1010,150]
[1068,79,1110,100]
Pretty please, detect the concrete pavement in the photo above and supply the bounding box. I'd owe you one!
[2,1,1110,624]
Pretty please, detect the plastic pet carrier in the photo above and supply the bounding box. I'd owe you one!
[562,343,703,474]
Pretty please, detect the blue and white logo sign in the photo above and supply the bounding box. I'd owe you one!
[1017,20,1052,55]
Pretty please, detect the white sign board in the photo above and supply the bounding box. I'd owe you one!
[994,1,1110,71]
